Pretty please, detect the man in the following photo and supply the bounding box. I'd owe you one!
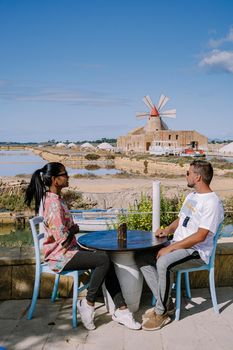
[135,160,224,331]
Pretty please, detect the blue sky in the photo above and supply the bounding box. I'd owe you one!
[0,0,233,142]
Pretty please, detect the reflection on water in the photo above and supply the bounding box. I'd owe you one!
[0,150,119,176]
[0,150,46,176]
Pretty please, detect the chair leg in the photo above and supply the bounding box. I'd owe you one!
[209,268,219,314]
[72,272,78,328]
[151,294,156,306]
[27,267,41,320]
[184,272,191,299]
[175,271,182,321]
[51,274,60,302]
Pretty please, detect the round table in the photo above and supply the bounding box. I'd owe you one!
[78,230,167,313]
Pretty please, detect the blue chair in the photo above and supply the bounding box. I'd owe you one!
[175,223,223,320]
[27,216,90,328]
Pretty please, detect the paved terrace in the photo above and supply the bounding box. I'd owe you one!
[0,287,233,350]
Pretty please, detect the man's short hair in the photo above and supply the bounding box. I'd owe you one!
[190,160,213,185]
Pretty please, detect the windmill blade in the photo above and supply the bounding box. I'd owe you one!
[143,96,154,110]
[161,118,169,130]
[145,95,154,109]
[136,112,150,119]
[157,94,170,111]
[159,108,176,118]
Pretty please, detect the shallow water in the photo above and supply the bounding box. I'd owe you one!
[0,150,119,176]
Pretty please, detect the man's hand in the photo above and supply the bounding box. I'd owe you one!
[156,245,173,259]
[155,227,170,237]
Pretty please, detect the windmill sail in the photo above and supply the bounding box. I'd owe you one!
[136,93,176,131]
[160,108,176,117]
[136,112,150,119]
[157,94,170,111]
[142,96,154,110]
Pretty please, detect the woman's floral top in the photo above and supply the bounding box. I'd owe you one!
[41,192,78,272]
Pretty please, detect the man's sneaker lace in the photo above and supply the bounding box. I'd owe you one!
[112,308,141,330]
[77,299,95,330]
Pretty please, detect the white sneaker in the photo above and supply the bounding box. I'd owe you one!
[77,299,96,330]
[112,308,141,330]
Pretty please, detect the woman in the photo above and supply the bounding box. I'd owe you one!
[25,162,141,331]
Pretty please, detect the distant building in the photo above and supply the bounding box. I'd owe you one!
[117,127,208,153]
[117,94,208,153]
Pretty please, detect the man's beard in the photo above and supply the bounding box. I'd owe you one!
[187,182,195,188]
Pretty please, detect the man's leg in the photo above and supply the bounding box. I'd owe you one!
[142,248,200,331]
[154,249,196,315]
[134,249,159,301]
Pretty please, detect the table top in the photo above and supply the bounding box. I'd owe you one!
[77,229,168,252]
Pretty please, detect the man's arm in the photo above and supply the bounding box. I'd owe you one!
[155,218,180,237]
[156,227,209,259]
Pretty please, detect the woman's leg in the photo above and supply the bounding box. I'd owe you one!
[63,250,110,304]
[104,261,141,330]
[104,261,126,309]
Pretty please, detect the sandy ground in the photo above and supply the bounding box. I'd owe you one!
[69,175,233,195]
[67,175,233,208]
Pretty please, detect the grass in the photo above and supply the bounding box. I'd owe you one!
[0,225,33,247]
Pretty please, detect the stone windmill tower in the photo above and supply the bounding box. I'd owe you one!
[136,94,176,132]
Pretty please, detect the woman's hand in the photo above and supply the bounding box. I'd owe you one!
[62,224,79,249]
[69,224,79,235]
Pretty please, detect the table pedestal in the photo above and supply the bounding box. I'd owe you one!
[103,251,143,313]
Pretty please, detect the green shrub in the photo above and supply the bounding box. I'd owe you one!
[0,193,27,211]
[73,173,97,179]
[223,196,233,225]
[63,190,92,209]
[85,153,100,161]
[118,192,185,231]
[106,154,115,160]
[85,164,100,170]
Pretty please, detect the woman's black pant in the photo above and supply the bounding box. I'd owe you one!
[63,249,126,309]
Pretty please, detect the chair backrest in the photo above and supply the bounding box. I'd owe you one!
[29,216,44,267]
[209,222,223,268]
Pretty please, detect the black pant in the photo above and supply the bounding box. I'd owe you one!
[63,249,126,308]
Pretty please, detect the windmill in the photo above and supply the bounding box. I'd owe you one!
[136,94,176,132]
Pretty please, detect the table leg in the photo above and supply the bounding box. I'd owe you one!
[109,251,143,313]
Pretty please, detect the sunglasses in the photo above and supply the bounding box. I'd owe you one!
[56,171,68,177]
[186,170,198,177]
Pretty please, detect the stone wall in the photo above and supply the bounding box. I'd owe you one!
[1,238,233,300]
[115,157,186,176]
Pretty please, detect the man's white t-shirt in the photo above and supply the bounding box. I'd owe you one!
[173,192,224,264]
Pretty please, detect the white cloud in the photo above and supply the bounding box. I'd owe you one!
[0,84,131,107]
[199,49,233,73]
[199,26,233,74]
[208,27,233,48]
